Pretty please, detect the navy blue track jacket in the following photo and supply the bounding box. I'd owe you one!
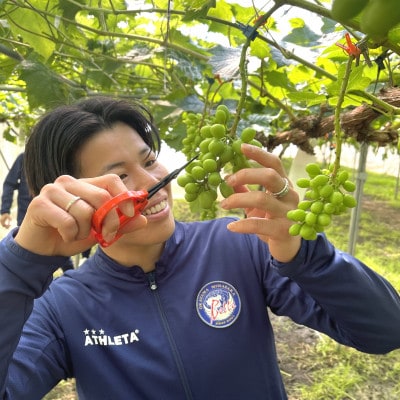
[1,218,400,399]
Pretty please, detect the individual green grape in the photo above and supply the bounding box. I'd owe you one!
[199,190,217,209]
[199,138,213,154]
[305,212,318,226]
[200,126,212,138]
[297,200,313,211]
[214,109,228,125]
[232,139,243,154]
[342,180,356,192]
[300,224,317,241]
[330,191,343,206]
[343,194,357,208]
[208,139,225,156]
[185,192,198,202]
[297,178,310,188]
[304,189,319,200]
[200,152,215,162]
[177,174,194,188]
[216,104,230,121]
[191,166,206,181]
[337,170,349,184]
[241,127,256,143]
[317,213,331,227]
[289,223,301,236]
[288,163,357,240]
[319,184,334,198]
[185,182,200,194]
[305,163,321,178]
[203,158,218,173]
[211,124,226,139]
[310,174,329,188]
[310,201,324,214]
[287,209,306,222]
[219,146,234,164]
[219,181,234,198]
[208,172,222,187]
[232,153,250,171]
[323,203,335,214]
[250,139,263,148]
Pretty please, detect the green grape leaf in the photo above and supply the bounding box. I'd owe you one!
[282,19,320,47]
[4,6,55,61]
[19,60,72,109]
[346,65,371,91]
[288,91,327,107]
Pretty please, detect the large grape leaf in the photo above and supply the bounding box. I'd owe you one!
[19,60,78,109]
[4,4,55,61]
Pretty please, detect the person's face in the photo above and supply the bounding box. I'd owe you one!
[77,122,175,248]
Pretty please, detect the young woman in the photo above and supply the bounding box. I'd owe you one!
[1,97,399,399]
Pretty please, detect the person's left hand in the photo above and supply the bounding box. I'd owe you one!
[220,143,301,263]
[0,213,12,229]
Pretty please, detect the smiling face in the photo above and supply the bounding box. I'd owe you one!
[77,122,175,266]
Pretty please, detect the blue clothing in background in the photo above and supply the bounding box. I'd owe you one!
[1,153,32,226]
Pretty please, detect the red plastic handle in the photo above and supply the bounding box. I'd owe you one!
[91,190,148,247]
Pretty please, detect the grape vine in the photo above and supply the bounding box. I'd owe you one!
[179,23,359,240]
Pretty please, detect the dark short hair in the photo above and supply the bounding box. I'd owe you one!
[24,96,161,195]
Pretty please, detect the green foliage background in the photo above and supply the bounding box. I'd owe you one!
[0,0,399,157]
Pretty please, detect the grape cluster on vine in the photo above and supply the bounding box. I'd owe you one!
[287,163,357,240]
[331,0,400,40]
[178,105,262,219]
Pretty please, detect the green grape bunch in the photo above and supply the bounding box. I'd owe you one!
[331,0,400,40]
[179,105,262,219]
[287,163,357,240]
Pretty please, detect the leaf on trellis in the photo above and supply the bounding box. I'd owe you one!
[4,6,55,61]
[19,60,73,109]
[179,0,216,20]
[282,19,320,47]
[208,45,241,80]
[288,91,327,107]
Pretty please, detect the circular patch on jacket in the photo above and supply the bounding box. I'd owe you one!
[196,281,241,328]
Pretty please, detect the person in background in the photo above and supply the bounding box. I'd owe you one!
[0,96,399,399]
[0,153,32,228]
[0,152,90,270]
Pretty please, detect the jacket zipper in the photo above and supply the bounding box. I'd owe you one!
[147,272,194,400]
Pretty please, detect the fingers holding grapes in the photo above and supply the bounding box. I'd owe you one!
[220,151,301,262]
[220,145,299,241]
[221,144,299,211]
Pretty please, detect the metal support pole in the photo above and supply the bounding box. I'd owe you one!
[348,142,368,256]
[0,148,10,171]
[395,157,400,200]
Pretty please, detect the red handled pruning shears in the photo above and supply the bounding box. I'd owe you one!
[92,154,198,247]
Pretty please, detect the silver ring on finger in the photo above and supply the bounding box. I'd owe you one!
[65,196,81,213]
[270,178,290,199]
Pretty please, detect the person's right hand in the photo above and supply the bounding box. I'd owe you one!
[0,213,12,229]
[15,174,147,257]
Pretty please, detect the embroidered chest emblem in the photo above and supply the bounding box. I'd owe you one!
[196,281,241,328]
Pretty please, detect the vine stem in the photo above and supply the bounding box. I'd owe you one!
[347,89,400,115]
[230,3,281,137]
[333,56,354,178]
